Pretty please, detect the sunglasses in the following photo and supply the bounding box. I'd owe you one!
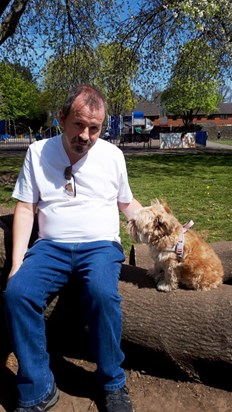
[64,165,76,197]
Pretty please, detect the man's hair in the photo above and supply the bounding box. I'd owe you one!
[62,84,107,118]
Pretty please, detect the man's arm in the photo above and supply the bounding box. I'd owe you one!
[118,198,142,220]
[8,200,37,279]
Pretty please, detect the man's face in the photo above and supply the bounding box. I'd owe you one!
[60,94,105,159]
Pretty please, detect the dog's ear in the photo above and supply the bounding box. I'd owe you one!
[156,215,168,231]
[127,219,138,241]
[160,199,172,214]
[151,198,172,214]
[126,219,134,230]
[151,198,160,206]
[154,214,173,237]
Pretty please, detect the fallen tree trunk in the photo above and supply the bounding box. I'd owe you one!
[1,214,232,388]
[129,242,232,282]
[120,264,232,386]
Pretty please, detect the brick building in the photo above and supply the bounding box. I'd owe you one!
[128,102,232,138]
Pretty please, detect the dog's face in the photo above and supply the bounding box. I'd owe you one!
[127,200,178,244]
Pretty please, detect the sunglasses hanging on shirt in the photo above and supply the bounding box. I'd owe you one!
[64,165,76,197]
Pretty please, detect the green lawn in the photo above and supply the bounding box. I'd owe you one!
[0,151,231,257]
[209,138,232,146]
[0,154,24,206]
[121,152,232,255]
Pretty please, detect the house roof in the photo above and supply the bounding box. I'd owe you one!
[124,101,232,117]
[124,101,160,116]
[217,102,232,115]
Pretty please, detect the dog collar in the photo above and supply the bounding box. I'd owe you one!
[167,220,194,259]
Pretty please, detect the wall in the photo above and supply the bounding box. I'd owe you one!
[150,115,232,130]
[203,125,232,139]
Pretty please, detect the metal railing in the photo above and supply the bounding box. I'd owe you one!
[0,136,36,151]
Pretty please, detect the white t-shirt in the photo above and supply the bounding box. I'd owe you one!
[13,135,133,243]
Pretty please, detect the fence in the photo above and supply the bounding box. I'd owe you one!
[0,136,35,151]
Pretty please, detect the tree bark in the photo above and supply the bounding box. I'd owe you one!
[0,1,12,17]
[0,0,30,46]
[120,264,232,385]
[1,214,232,387]
[129,242,232,282]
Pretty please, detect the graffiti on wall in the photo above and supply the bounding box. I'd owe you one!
[160,133,196,149]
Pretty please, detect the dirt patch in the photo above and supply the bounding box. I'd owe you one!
[1,352,232,412]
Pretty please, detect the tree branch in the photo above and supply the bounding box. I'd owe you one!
[0,0,30,46]
[0,0,12,17]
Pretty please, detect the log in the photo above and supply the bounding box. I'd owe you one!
[1,214,232,388]
[129,242,232,282]
[120,264,232,387]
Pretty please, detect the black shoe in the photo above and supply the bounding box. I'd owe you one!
[104,386,133,412]
[14,383,59,412]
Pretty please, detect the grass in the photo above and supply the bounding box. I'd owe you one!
[0,153,25,206]
[0,151,231,257]
[209,138,232,146]
[120,152,232,255]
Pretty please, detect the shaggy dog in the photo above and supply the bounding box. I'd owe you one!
[127,199,224,292]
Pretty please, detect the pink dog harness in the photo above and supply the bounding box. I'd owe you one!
[168,220,194,259]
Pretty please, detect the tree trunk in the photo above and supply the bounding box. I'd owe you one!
[0,0,30,46]
[120,264,232,386]
[1,214,232,388]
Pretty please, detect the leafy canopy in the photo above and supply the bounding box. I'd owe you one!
[111,0,232,92]
[0,61,47,129]
[95,43,138,114]
[0,1,231,93]
[0,0,115,78]
[42,43,138,116]
[161,40,223,126]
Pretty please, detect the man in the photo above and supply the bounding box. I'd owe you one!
[4,84,142,412]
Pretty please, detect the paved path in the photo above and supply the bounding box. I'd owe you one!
[206,140,232,150]
[119,139,232,155]
[0,139,232,157]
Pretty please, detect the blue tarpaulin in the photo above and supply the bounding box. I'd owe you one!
[196,131,207,146]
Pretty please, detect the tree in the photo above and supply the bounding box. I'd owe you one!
[95,43,138,115]
[0,0,30,46]
[41,47,97,120]
[111,0,232,90]
[9,61,34,82]
[160,40,223,127]
[0,86,7,118]
[0,1,231,92]
[0,61,47,130]
[42,43,138,117]
[0,0,116,77]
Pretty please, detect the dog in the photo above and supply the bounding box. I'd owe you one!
[127,199,224,292]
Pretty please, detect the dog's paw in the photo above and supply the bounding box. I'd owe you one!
[156,280,174,292]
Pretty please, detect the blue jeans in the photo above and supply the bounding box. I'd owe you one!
[4,239,126,407]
